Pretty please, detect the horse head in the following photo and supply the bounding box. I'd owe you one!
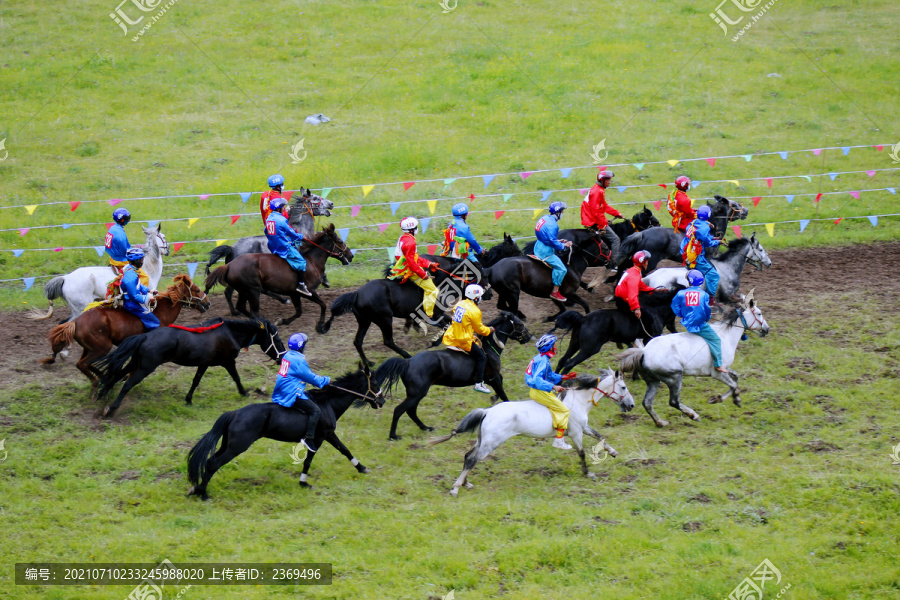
[493,311,533,345]
[633,206,660,231]
[745,233,772,270]
[711,195,748,222]
[141,223,169,256]
[321,223,354,265]
[735,288,769,337]
[299,187,334,216]
[358,362,386,409]
[256,317,286,361]
[168,274,211,312]
[596,367,635,412]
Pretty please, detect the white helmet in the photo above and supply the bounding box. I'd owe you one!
[400,216,419,232]
[465,284,484,301]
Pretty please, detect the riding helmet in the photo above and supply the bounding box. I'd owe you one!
[548,201,568,216]
[675,176,691,189]
[400,216,419,231]
[125,247,145,262]
[598,170,615,181]
[697,205,712,221]
[536,334,557,353]
[686,270,705,287]
[268,174,285,188]
[632,250,651,267]
[113,208,131,226]
[451,203,469,217]
[269,197,288,212]
[465,284,484,302]
[288,332,308,352]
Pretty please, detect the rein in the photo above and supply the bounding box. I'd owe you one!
[590,377,627,406]
[303,234,348,259]
[433,265,479,284]
[328,379,382,402]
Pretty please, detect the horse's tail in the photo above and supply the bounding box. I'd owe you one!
[42,321,76,363]
[187,411,236,487]
[205,245,234,275]
[322,291,358,334]
[204,265,230,293]
[428,408,487,446]
[554,310,584,336]
[373,357,408,394]
[27,276,66,320]
[92,334,147,399]
[617,348,645,374]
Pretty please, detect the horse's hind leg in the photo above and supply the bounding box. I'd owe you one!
[277,292,304,326]
[104,365,154,417]
[224,287,240,316]
[450,441,485,497]
[352,319,374,366]
[544,299,568,323]
[708,370,740,406]
[406,397,434,432]
[390,393,428,440]
[195,438,253,500]
[185,365,211,404]
[665,375,701,422]
[375,316,411,359]
[641,379,669,427]
[325,431,369,474]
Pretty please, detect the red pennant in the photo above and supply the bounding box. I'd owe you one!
[875,145,884,151]
[172,242,185,254]
[427,244,438,255]
[468,194,475,202]
[69,201,81,212]
[230,215,241,225]
[652,200,662,211]
[494,210,505,221]
[815,193,822,203]
[403,182,415,191]
[752,197,762,207]
[105,222,114,230]
[834,218,842,225]
[732,225,742,238]
[283,190,295,200]
[705,158,716,167]
[766,178,773,188]
[658,183,667,188]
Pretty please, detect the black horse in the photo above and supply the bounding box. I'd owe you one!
[187,367,384,499]
[552,287,682,375]
[610,206,661,239]
[374,312,533,440]
[323,235,522,365]
[91,317,285,417]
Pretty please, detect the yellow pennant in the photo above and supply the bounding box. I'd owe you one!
[188,218,199,228]
[24,205,37,215]
[533,208,542,218]
[765,223,775,237]
[215,239,227,247]
[728,180,740,186]
[362,185,374,197]
[427,200,437,215]
[667,159,679,167]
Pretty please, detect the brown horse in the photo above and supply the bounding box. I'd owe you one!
[204,224,352,331]
[41,274,210,401]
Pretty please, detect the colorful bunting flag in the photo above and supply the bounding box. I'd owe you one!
[866,170,876,177]
[560,168,573,178]
[785,195,794,203]
[94,246,105,256]
[815,193,822,203]
[230,215,241,225]
[658,183,667,189]
[105,223,114,230]
[494,210,505,221]
[666,159,679,167]
[187,263,198,278]
[887,188,896,194]
[742,154,752,161]
[841,147,850,156]
[23,277,35,291]
[386,248,395,262]
[350,249,357,257]
[338,228,349,241]
[215,240,227,247]
[652,200,662,211]
[390,202,401,216]
[468,194,475,202]
[752,197,762,207]
[799,219,810,232]
[108,199,122,206]
[199,194,210,200]
[765,223,775,237]
[727,180,740,186]
[692,181,702,189]
[540,191,552,202]
[283,191,295,200]
[633,163,645,171]
[240,192,252,203]
[763,179,771,188]
[834,217,842,225]
[813,149,822,156]
[24,205,37,215]
[419,217,431,233]
[732,225,742,238]
[868,216,878,227]
[403,182,415,191]
[187,218,199,228]
[377,223,390,234]
[533,208,542,218]
[362,185,374,197]
[351,205,361,217]
[502,194,513,203]
[483,175,495,188]
[443,178,456,188]
[579,188,589,196]
[147,220,160,228]
[520,172,533,180]
[616,186,627,194]
[849,191,860,199]
[427,200,437,215]
[13,249,24,257]
[706,158,716,167]
[62,224,72,229]
[427,244,438,255]
[69,201,81,211]
[172,242,185,254]
[18,228,29,236]
[875,145,884,151]
[828,173,838,181]
[53,247,62,252]
[321,189,332,198]
[778,152,788,159]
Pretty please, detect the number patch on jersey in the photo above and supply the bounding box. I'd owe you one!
[278,359,290,377]
[266,221,276,235]
[535,217,546,232]
[104,232,113,248]
[525,359,534,375]
[453,305,466,323]
[686,291,701,306]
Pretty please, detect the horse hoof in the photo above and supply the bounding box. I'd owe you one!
[102,405,113,418]
[201,493,210,501]
[422,426,435,432]
[587,472,597,480]
[361,467,371,474]
[655,420,669,428]
[299,481,312,489]
[708,396,723,404]
[733,398,742,407]
[692,414,702,421]
[464,482,474,490]
[274,318,284,326]
[186,486,195,497]
[449,488,459,497]
[390,435,402,441]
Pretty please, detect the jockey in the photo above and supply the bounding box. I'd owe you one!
[443,284,494,394]
[581,170,623,261]
[265,197,312,297]
[441,203,484,261]
[535,201,573,302]
[667,176,696,233]
[120,248,160,331]
[525,334,571,450]
[615,250,667,335]
[389,217,439,320]
[671,270,728,373]
[260,173,287,224]
[272,332,331,453]
[105,208,149,286]
[680,205,725,306]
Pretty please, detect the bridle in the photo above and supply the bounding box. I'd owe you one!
[328,374,384,405]
[737,307,765,333]
[590,375,628,406]
[246,324,284,359]
[303,232,351,260]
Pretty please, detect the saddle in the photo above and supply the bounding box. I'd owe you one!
[527,254,553,269]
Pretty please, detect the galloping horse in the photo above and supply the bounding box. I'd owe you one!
[29,224,169,323]
[374,312,533,440]
[609,206,661,240]
[40,274,210,399]
[204,224,352,331]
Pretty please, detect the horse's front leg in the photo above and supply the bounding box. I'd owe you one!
[584,425,617,457]
[298,440,320,489]
[325,431,369,474]
[222,361,247,397]
[278,292,304,326]
[568,426,592,478]
[486,372,508,403]
[665,375,700,422]
[185,365,209,404]
[708,369,741,406]
[308,292,328,334]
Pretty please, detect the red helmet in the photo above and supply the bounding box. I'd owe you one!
[675,176,691,189]
[633,250,651,267]
[598,170,615,182]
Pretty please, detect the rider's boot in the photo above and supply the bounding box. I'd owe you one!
[473,382,491,394]
[295,272,312,297]
[552,431,572,450]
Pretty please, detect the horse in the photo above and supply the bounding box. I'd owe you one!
[323,235,522,366]
[429,369,634,496]
[610,206,661,240]
[642,233,771,302]
[373,312,533,440]
[521,228,612,269]
[40,275,210,399]
[186,367,384,499]
[618,290,769,427]
[91,317,285,417]
[28,224,169,323]
[552,287,684,374]
[204,224,352,331]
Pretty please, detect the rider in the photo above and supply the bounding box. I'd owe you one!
[581,170,623,261]
[681,205,724,306]
[535,201,573,302]
[667,176,697,233]
[671,270,728,373]
[442,284,495,394]
[260,174,287,225]
[105,208,149,286]
[120,248,160,331]
[265,197,312,297]
[389,217,439,322]
[272,332,331,453]
[526,334,571,450]
[441,203,484,261]
[615,250,660,328]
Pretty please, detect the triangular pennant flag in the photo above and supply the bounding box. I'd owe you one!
[868,216,878,227]
[427,200,437,215]
[24,205,37,215]
[403,182,415,191]
[785,195,794,203]
[240,192,252,203]
[12,249,24,257]
[666,159,679,167]
[875,145,884,151]
[849,191,860,199]
[540,191,552,202]
[187,263,198,278]
[815,193,822,203]
[94,246,105,256]
[828,173,838,181]
[732,225,742,238]
[377,223,391,234]
[350,249,357,257]
[230,215,241,225]
[146,220,160,228]
[494,210,505,221]
[560,168,573,178]
[337,228,349,241]
[692,181,702,189]
[427,244,438,255]
[778,152,788,159]
[283,191,295,200]
[632,163,645,171]
[765,223,775,237]
[419,217,431,233]
[766,178,773,188]
[69,201,81,211]
[502,194,513,203]
[813,149,822,156]
[742,154,752,161]
[841,147,850,156]
[108,199,122,206]
[616,186,627,194]
[362,185,374,197]
[866,170,876,177]
[705,158,716,167]
[520,171,533,179]
[387,247,396,261]
[468,194,475,202]
[579,188,589,196]
[800,175,811,182]
[23,277,35,291]
[728,180,740,186]
[351,205,361,217]
[752,197,762,207]
[390,202,402,216]
[321,188,332,198]
[834,217,842,225]
[887,188,896,194]
[443,178,456,188]
[199,194,210,200]
[18,228,29,236]
[105,222,114,230]
[658,183,667,189]
[62,223,73,229]
[483,175,496,188]
[172,242,185,254]
[187,218,199,228]
[215,240,227,247]
[799,219,810,232]
[533,208,542,218]
[652,200,662,211]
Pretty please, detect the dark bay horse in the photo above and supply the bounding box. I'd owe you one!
[374,312,533,440]
[186,367,384,499]
[40,275,210,398]
[204,224,352,331]
[323,235,522,366]
[91,317,285,417]
[609,206,660,240]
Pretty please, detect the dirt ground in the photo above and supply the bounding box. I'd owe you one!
[3,241,899,388]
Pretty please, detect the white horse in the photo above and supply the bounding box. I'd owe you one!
[618,290,769,427]
[430,369,634,496]
[29,224,169,323]
[641,233,771,302]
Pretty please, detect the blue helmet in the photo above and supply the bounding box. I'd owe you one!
[268,174,285,188]
[548,201,568,216]
[125,247,145,262]
[697,205,712,221]
[288,332,308,352]
[113,208,131,226]
[686,269,704,287]
[269,197,288,212]
[451,203,469,217]
[536,334,557,353]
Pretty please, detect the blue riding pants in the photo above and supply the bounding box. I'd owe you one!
[123,300,160,330]
[535,242,567,286]
[693,322,723,367]
[694,256,719,297]
[283,245,307,272]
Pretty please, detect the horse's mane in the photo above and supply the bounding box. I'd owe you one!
[641,284,684,306]
[561,369,614,390]
[723,307,744,327]
[482,236,523,262]
[307,369,370,407]
[487,311,523,329]
[158,274,194,302]
[712,237,750,261]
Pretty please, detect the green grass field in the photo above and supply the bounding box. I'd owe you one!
[2,0,900,598]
